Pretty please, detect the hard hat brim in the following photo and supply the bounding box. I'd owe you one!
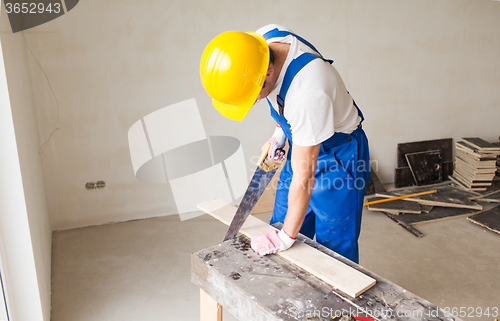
[212,98,255,121]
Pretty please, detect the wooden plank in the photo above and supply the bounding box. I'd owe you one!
[395,206,480,226]
[397,138,453,167]
[394,166,416,188]
[364,167,386,196]
[469,180,500,201]
[406,150,442,186]
[420,204,434,213]
[462,137,500,151]
[467,205,500,235]
[384,212,424,237]
[442,161,454,181]
[200,289,223,321]
[395,162,453,188]
[197,199,376,298]
[450,175,487,192]
[474,191,500,203]
[366,196,422,214]
[375,184,482,210]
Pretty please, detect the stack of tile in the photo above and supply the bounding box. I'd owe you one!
[451,138,500,191]
[495,142,500,177]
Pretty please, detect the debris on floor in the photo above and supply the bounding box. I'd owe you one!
[468,180,500,203]
[366,182,483,237]
[467,204,500,235]
[450,137,500,191]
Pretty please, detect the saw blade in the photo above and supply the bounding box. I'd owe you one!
[223,166,279,241]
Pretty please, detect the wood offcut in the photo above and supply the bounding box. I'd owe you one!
[467,204,500,235]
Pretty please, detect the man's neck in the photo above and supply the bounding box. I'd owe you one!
[269,42,290,81]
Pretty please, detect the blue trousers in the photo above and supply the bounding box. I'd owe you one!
[270,127,370,263]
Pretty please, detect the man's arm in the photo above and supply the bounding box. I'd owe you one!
[282,144,320,238]
[250,143,320,256]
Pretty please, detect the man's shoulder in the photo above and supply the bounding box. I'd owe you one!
[291,58,337,91]
[255,24,292,36]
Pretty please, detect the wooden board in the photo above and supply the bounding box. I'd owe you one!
[197,199,376,298]
[366,196,422,214]
[467,205,500,235]
[420,204,434,213]
[376,184,482,210]
[462,137,500,151]
[394,167,416,188]
[474,191,500,203]
[395,138,453,188]
[364,167,386,196]
[395,161,453,188]
[395,206,480,226]
[384,213,424,237]
[406,150,442,186]
[469,179,500,200]
[397,138,453,167]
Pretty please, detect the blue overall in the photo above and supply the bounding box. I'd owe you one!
[263,28,370,263]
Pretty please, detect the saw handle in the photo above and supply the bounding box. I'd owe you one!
[258,143,285,172]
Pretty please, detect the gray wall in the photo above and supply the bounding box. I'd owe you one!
[11,0,500,231]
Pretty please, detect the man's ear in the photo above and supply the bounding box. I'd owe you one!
[266,64,274,80]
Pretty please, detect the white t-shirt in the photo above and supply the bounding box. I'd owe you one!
[256,24,361,147]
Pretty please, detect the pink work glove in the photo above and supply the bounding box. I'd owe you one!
[251,229,296,256]
[262,126,286,161]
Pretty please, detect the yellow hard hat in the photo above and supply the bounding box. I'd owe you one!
[200,31,270,121]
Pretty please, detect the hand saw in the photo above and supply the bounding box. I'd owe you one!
[223,143,285,241]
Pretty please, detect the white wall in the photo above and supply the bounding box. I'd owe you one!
[19,0,500,230]
[0,6,52,321]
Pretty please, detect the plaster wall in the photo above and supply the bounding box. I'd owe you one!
[18,0,500,230]
[0,8,51,321]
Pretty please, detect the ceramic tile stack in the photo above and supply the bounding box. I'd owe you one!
[451,137,500,191]
[495,142,500,177]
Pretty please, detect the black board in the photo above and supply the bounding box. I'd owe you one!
[396,206,479,226]
[396,138,453,188]
[406,150,443,186]
[365,168,386,196]
[395,161,453,188]
[394,167,416,188]
[376,184,482,210]
[467,205,500,235]
[462,137,498,150]
[397,138,453,167]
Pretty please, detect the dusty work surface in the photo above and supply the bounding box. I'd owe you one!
[191,231,460,321]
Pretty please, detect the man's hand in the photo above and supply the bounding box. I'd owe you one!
[262,126,286,161]
[251,229,296,255]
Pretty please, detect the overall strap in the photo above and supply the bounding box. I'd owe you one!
[276,53,322,113]
[262,28,333,64]
[262,28,333,113]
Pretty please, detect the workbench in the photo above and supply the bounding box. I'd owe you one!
[191,226,460,321]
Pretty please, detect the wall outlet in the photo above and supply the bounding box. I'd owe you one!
[85,181,106,190]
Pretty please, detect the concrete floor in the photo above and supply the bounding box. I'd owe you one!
[51,206,500,321]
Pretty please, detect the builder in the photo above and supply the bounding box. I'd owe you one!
[200,24,370,263]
